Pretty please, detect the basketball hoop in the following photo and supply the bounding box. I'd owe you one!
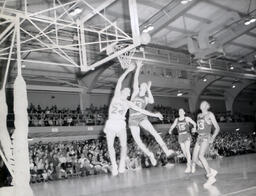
[113,44,136,69]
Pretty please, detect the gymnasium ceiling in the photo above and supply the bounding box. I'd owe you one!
[1,0,256,101]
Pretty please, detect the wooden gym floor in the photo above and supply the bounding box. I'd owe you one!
[29,153,256,196]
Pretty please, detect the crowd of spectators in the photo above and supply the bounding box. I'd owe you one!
[0,130,255,185]
[24,130,256,183]
[213,131,256,156]
[6,104,255,127]
[215,111,255,123]
[26,104,107,127]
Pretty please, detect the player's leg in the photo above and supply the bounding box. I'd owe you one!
[130,125,156,166]
[199,139,218,187]
[140,119,174,156]
[198,139,211,175]
[191,142,203,173]
[118,123,127,173]
[180,139,191,173]
[105,125,118,176]
[184,138,192,172]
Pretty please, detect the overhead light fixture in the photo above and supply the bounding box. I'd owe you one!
[235,128,240,131]
[244,16,256,25]
[229,65,234,70]
[181,0,192,4]
[142,24,154,33]
[203,77,207,82]
[232,84,236,88]
[177,91,183,97]
[209,38,216,45]
[69,8,82,16]
[21,64,26,68]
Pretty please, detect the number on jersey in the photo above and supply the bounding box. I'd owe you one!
[112,104,125,115]
[178,122,186,131]
[197,120,205,130]
[134,100,142,108]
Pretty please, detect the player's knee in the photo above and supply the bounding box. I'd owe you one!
[120,142,127,149]
[198,153,205,161]
[107,143,114,150]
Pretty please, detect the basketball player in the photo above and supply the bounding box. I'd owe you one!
[168,108,196,173]
[129,61,175,166]
[191,101,220,187]
[104,64,163,176]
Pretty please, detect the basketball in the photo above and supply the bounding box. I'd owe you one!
[140,32,151,45]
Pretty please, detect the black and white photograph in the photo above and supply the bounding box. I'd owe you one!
[0,0,256,195]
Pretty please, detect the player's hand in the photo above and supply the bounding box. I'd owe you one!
[147,81,152,90]
[209,137,214,144]
[136,60,143,68]
[127,63,135,71]
[155,112,163,120]
[168,129,172,135]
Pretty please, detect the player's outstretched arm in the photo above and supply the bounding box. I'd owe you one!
[114,64,135,96]
[169,118,178,134]
[185,116,197,132]
[146,81,154,104]
[128,101,163,120]
[131,61,143,99]
[209,112,220,143]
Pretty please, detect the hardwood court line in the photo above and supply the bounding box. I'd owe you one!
[221,186,256,196]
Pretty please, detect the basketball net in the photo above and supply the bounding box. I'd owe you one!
[114,44,136,69]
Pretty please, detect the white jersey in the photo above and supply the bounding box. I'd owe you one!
[108,97,129,120]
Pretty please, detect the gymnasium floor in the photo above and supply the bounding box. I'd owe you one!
[29,154,256,196]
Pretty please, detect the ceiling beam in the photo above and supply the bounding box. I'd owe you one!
[80,0,117,23]
[229,42,256,50]
[140,0,200,36]
[219,22,256,45]
[184,13,211,24]
[246,32,256,38]
[205,0,246,17]
[137,0,210,24]
[137,0,163,10]
[165,26,196,34]
[6,84,83,92]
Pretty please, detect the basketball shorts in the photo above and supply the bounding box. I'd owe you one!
[196,134,211,146]
[178,132,191,144]
[128,115,147,127]
[103,119,126,137]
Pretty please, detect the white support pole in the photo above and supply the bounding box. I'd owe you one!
[80,0,131,38]
[0,0,7,14]
[16,15,22,75]
[80,0,117,23]
[56,0,75,23]
[20,25,79,67]
[26,18,79,66]
[2,24,16,88]
[128,0,141,45]
[24,0,28,15]
[28,0,76,17]
[0,149,14,177]
[0,19,12,26]
[77,21,84,69]
[79,20,88,72]
[0,57,80,68]
[0,23,15,40]
[53,0,58,45]
[0,28,14,47]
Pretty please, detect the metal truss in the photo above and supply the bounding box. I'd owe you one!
[0,0,141,73]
